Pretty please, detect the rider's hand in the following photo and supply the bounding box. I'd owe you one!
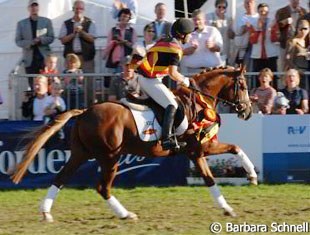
[181,77,190,87]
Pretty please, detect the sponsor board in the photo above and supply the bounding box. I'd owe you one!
[263,115,310,153]
[0,121,188,188]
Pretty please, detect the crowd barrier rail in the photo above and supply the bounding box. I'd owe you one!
[9,70,310,120]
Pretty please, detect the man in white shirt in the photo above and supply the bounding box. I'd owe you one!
[181,9,223,74]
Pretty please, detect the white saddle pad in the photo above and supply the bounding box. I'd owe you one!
[131,108,162,142]
[120,99,188,142]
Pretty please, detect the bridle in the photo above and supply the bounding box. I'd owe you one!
[189,73,250,113]
[230,75,251,113]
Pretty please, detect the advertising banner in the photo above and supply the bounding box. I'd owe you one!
[263,115,310,153]
[0,121,188,189]
[263,115,310,183]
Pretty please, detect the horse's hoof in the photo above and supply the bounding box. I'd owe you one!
[41,212,54,222]
[249,177,258,186]
[223,209,237,217]
[123,211,138,220]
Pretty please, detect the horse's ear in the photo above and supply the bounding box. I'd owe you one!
[240,64,247,74]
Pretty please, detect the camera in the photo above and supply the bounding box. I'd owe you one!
[24,90,34,97]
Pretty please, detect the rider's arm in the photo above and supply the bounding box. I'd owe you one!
[168,65,190,87]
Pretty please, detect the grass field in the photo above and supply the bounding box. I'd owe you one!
[0,184,309,235]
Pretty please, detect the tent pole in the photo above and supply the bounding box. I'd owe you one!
[183,0,188,18]
[231,0,236,22]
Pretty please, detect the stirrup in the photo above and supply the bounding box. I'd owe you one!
[162,137,187,151]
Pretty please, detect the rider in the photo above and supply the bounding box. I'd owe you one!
[134,18,195,150]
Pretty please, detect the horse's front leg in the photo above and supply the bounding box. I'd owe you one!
[193,157,236,217]
[202,141,258,185]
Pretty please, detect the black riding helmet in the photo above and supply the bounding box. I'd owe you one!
[170,18,195,39]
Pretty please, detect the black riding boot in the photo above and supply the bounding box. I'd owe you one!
[162,105,187,151]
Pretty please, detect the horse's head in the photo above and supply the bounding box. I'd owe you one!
[193,65,252,120]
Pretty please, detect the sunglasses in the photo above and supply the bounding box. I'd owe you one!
[299,27,309,31]
[147,30,155,33]
[217,5,226,9]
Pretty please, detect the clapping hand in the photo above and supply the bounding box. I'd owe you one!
[74,25,83,34]
[206,39,214,48]
[250,95,258,102]
[32,37,41,45]
[295,108,304,115]
[190,39,199,49]
[114,0,127,10]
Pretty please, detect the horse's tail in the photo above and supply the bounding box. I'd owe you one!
[10,109,86,184]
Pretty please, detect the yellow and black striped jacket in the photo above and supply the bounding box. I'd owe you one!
[136,38,183,78]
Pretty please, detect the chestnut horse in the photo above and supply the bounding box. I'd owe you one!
[11,66,257,221]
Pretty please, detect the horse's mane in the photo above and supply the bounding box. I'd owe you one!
[192,66,243,84]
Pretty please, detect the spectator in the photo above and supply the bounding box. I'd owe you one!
[181,9,223,74]
[279,69,309,114]
[249,3,279,74]
[206,0,234,65]
[285,19,309,89]
[112,0,138,24]
[272,92,290,115]
[298,0,310,22]
[15,0,54,88]
[39,54,59,94]
[40,54,58,75]
[43,82,66,139]
[59,0,96,107]
[108,56,140,101]
[275,0,307,72]
[232,0,258,67]
[132,24,155,63]
[150,3,172,41]
[21,75,49,120]
[63,53,84,109]
[104,8,137,73]
[250,68,277,114]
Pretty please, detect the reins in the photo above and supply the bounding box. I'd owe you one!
[188,85,237,108]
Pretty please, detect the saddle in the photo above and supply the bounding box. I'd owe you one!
[126,93,185,127]
[120,93,188,142]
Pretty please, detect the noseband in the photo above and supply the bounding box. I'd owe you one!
[231,75,249,113]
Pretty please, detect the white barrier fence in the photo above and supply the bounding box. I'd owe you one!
[8,70,310,120]
[187,113,310,185]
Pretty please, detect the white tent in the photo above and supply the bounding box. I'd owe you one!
[0,0,175,119]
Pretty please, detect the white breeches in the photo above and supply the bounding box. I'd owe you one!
[138,75,178,109]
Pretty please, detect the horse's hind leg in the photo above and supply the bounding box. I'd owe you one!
[40,128,89,222]
[96,159,138,220]
[193,157,237,217]
[203,142,257,185]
